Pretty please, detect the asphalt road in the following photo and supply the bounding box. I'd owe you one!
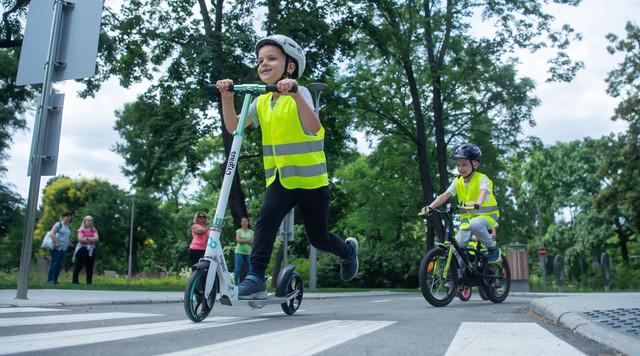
[0,292,621,355]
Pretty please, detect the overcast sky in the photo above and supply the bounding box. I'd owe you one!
[4,0,638,200]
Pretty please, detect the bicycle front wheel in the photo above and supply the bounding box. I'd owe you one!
[419,247,458,307]
[184,269,217,322]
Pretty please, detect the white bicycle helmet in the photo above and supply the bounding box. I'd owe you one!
[255,34,306,79]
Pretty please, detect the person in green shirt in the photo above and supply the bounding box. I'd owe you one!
[234,216,254,286]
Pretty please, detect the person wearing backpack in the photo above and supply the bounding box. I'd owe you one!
[47,211,73,284]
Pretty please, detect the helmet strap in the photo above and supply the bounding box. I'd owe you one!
[463,160,475,179]
[280,56,291,80]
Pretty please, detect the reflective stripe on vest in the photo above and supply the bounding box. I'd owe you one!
[263,140,325,157]
[257,92,329,189]
[455,172,500,229]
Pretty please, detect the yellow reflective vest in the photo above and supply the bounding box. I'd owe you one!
[256,93,328,189]
[455,172,500,229]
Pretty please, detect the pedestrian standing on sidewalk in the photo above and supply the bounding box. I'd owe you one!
[72,216,99,284]
[234,216,253,286]
[47,211,72,284]
[189,211,210,270]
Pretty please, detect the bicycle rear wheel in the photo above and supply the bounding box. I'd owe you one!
[481,256,511,303]
[184,269,217,322]
[419,247,458,307]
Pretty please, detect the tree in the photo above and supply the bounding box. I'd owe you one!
[34,177,173,274]
[0,1,37,174]
[593,21,640,263]
[0,183,24,270]
[340,0,582,249]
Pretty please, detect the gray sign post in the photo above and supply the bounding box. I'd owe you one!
[306,83,329,292]
[15,0,103,299]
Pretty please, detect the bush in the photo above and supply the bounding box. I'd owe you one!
[316,239,421,288]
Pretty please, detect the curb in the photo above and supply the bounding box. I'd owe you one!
[530,298,640,356]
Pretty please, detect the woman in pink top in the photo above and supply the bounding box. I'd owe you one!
[189,211,210,270]
[72,216,99,284]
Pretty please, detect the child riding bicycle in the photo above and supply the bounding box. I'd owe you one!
[216,34,358,300]
[421,143,501,264]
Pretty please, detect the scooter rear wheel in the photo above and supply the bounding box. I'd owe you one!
[280,272,303,315]
[184,269,217,322]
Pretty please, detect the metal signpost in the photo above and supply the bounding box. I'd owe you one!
[15,0,103,299]
[539,245,547,292]
[600,252,611,292]
[306,82,328,291]
[554,254,564,293]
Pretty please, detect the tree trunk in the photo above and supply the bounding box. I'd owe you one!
[402,60,439,250]
[199,0,248,228]
[614,222,630,264]
[424,0,453,191]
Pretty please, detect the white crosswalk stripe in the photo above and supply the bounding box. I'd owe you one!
[0,316,266,355]
[260,309,306,316]
[0,312,160,327]
[445,322,586,356]
[0,307,68,314]
[160,320,396,356]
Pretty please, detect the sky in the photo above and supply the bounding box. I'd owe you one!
[4,0,639,200]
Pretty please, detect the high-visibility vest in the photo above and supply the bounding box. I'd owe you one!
[256,93,328,189]
[455,172,500,229]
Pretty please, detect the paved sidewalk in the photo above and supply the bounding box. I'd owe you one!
[0,288,408,308]
[530,292,640,356]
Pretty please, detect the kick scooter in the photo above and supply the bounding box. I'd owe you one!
[184,83,303,322]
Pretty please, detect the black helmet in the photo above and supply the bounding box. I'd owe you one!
[452,143,481,161]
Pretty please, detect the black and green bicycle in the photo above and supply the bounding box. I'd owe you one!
[418,205,511,307]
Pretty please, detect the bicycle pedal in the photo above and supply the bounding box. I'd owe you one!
[219,295,232,306]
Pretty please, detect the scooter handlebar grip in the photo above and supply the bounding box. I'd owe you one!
[204,83,235,94]
[265,84,298,93]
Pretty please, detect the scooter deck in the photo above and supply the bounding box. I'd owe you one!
[218,290,300,309]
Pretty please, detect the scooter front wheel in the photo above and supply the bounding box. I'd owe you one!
[184,269,217,322]
[280,272,303,315]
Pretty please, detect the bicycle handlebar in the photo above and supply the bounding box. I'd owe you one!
[205,83,298,95]
[418,203,478,217]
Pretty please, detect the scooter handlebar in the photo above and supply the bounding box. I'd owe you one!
[205,83,298,95]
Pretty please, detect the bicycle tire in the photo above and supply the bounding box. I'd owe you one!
[419,247,458,307]
[478,285,488,300]
[184,269,217,322]
[481,256,511,303]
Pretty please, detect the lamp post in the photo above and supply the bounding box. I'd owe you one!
[128,193,135,280]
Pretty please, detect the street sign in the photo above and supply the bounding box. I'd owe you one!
[16,0,103,85]
[539,246,547,257]
[27,93,64,177]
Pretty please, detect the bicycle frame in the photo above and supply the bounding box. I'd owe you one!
[432,206,486,278]
[436,207,474,275]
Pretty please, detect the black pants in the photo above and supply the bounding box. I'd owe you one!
[189,249,205,271]
[250,178,349,276]
[73,247,96,284]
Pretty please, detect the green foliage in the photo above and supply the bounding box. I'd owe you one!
[0,48,34,172]
[317,238,421,288]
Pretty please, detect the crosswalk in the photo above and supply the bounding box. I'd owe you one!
[0,307,586,355]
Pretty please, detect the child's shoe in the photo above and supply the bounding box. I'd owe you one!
[238,273,267,299]
[487,247,502,264]
[340,238,359,281]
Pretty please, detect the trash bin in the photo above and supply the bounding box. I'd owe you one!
[506,242,529,292]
